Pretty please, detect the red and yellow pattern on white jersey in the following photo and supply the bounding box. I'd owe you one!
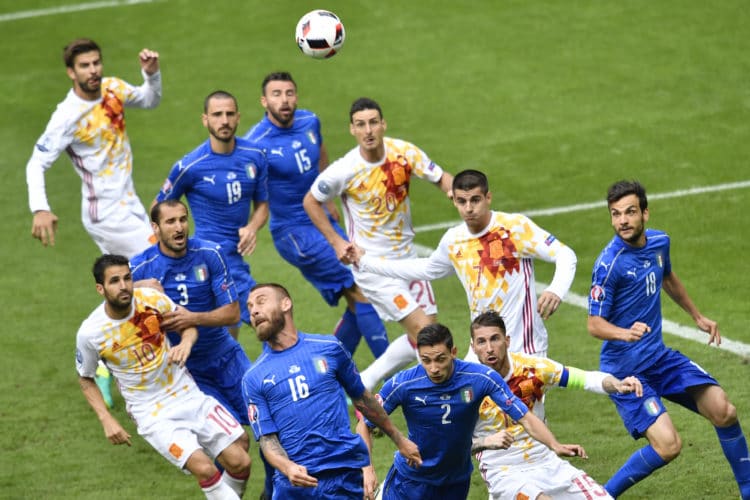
[474,352,564,468]
[311,137,444,258]
[27,74,161,222]
[438,211,568,354]
[76,287,198,416]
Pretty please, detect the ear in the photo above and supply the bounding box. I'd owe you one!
[281,296,293,314]
[382,118,387,132]
[95,283,105,297]
[643,207,649,223]
[260,95,267,108]
[66,66,76,81]
[451,345,458,358]
[486,191,492,204]
[201,113,208,128]
[504,335,511,348]
[349,122,356,137]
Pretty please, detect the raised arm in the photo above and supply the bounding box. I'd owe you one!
[565,366,643,397]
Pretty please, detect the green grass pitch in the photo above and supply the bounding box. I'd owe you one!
[1,1,748,498]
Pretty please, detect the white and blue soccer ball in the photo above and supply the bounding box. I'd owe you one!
[295,10,346,59]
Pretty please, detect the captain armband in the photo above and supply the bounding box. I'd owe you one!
[566,367,608,395]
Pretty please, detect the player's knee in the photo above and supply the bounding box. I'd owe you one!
[712,400,738,428]
[654,434,682,462]
[220,442,252,476]
[187,455,220,482]
[236,430,250,452]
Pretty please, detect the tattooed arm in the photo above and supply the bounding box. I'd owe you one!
[352,390,422,468]
[259,434,318,488]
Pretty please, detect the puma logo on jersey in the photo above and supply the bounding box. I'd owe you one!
[262,375,277,386]
[414,395,428,405]
[203,175,216,185]
[626,269,637,278]
[271,147,284,156]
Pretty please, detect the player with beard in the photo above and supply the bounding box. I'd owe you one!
[26,38,161,258]
[588,180,750,498]
[470,311,642,500]
[243,72,389,362]
[76,254,250,499]
[241,283,421,500]
[155,90,269,338]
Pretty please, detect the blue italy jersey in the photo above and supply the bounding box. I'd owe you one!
[375,359,528,486]
[588,229,672,377]
[241,332,369,474]
[243,110,322,233]
[130,238,240,360]
[156,138,269,255]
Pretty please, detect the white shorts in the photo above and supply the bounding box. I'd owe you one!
[484,453,612,500]
[353,269,437,322]
[134,393,245,471]
[84,203,155,259]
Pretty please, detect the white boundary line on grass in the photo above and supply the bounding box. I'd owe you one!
[414,179,750,234]
[413,179,750,358]
[0,0,157,22]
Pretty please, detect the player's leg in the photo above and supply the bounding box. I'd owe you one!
[343,285,389,357]
[357,276,437,390]
[184,449,241,500]
[195,397,251,498]
[224,251,254,339]
[605,412,674,497]
[214,434,251,498]
[604,378,674,498]
[691,383,750,499]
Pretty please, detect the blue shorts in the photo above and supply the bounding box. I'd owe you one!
[272,222,354,307]
[188,343,252,425]
[610,348,719,439]
[223,251,256,325]
[272,467,363,499]
[382,465,470,500]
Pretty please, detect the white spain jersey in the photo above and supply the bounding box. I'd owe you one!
[76,287,199,418]
[359,211,576,354]
[309,137,444,258]
[26,72,161,223]
[474,352,564,468]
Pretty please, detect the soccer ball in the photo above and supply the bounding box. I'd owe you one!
[295,10,345,59]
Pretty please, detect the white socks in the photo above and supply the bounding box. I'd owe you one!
[360,334,417,391]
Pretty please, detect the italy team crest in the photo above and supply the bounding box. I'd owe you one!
[246,163,256,179]
[193,264,208,281]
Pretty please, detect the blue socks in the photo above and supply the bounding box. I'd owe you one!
[605,444,667,498]
[334,303,389,358]
[716,423,750,499]
[334,308,361,355]
[355,302,389,358]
